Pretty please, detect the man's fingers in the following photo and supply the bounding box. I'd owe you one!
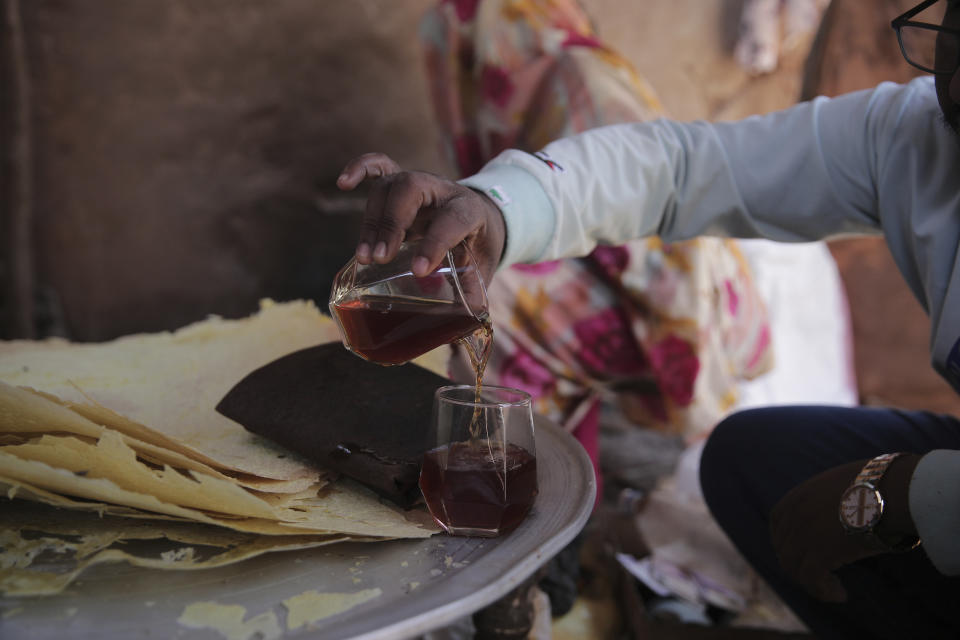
[357,181,391,264]
[792,551,833,601]
[416,205,477,277]
[375,174,437,264]
[774,534,804,585]
[795,547,847,602]
[810,570,848,603]
[356,172,461,267]
[336,159,500,275]
[337,153,401,191]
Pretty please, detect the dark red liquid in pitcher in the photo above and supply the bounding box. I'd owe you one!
[419,441,538,535]
[331,294,484,365]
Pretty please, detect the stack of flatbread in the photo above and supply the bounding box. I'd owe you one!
[0,300,443,596]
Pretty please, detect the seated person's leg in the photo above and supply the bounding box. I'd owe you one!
[700,405,960,639]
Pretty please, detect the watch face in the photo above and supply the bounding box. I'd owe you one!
[840,484,883,530]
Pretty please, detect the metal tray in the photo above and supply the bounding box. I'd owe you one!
[0,416,595,639]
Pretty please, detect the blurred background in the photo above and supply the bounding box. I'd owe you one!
[3,0,955,414]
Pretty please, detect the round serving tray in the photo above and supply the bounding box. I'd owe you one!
[0,415,595,640]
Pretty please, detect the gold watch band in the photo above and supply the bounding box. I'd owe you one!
[853,452,904,487]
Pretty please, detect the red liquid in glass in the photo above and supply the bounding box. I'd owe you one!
[419,441,538,535]
[331,294,483,365]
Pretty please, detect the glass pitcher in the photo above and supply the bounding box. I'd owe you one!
[329,240,488,366]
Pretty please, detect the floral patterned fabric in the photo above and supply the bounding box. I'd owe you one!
[421,0,774,446]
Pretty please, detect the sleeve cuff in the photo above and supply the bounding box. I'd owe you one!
[909,449,960,575]
[458,162,556,268]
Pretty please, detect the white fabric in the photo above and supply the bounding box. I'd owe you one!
[461,76,960,574]
[733,239,857,411]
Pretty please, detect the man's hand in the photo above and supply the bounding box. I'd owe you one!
[336,153,506,282]
[769,454,920,603]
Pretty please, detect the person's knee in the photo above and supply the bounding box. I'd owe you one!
[701,406,817,526]
[701,410,759,476]
[699,409,769,517]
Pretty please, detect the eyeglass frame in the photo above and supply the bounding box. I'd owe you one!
[891,0,960,74]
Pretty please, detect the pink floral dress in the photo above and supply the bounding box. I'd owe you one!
[422,0,774,484]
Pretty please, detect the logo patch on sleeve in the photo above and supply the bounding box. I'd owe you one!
[485,185,511,207]
[533,150,565,173]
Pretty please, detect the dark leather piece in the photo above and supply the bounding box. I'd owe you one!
[217,343,449,507]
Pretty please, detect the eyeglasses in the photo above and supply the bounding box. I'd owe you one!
[892,0,960,74]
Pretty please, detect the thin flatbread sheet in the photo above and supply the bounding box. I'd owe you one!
[0,300,339,481]
[0,382,323,494]
[0,452,436,539]
[3,432,281,519]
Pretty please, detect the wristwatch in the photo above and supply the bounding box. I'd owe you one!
[838,453,921,551]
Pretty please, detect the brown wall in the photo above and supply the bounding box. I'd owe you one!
[2,0,448,341]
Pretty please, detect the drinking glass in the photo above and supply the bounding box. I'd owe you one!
[329,241,488,366]
[419,385,539,537]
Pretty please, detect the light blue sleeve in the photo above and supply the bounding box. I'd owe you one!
[458,164,555,269]
[460,83,919,266]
